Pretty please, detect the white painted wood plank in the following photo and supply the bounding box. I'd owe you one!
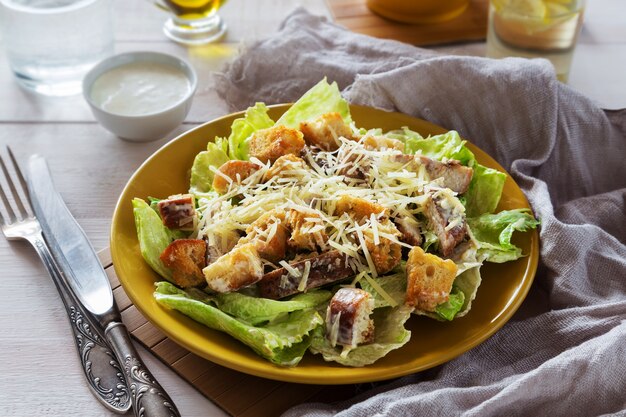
[0,0,624,416]
[0,41,235,123]
[112,0,332,43]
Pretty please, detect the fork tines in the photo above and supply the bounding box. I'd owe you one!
[0,147,33,224]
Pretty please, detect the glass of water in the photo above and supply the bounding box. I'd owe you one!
[486,0,585,82]
[0,0,114,96]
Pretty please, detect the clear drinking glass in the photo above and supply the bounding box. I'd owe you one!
[0,0,114,96]
[153,0,227,45]
[486,0,585,82]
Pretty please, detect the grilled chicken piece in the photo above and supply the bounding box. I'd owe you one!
[335,195,388,223]
[258,250,353,299]
[405,246,458,312]
[361,220,402,275]
[157,194,197,230]
[326,288,374,348]
[286,209,328,252]
[203,243,264,293]
[391,154,473,194]
[159,239,207,288]
[212,160,261,194]
[239,210,288,263]
[416,155,473,194]
[394,215,423,247]
[336,145,371,181]
[300,112,357,151]
[424,190,467,257]
[262,154,308,182]
[361,135,404,152]
[249,125,305,163]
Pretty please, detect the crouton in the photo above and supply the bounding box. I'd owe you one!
[405,246,457,312]
[361,220,402,275]
[335,195,387,223]
[361,135,404,152]
[159,239,207,288]
[286,209,328,251]
[326,288,375,348]
[249,125,305,163]
[240,209,288,263]
[203,243,264,293]
[262,154,308,182]
[212,160,261,194]
[299,112,357,151]
[157,194,197,230]
[258,250,353,299]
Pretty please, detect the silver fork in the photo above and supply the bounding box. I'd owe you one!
[0,147,131,414]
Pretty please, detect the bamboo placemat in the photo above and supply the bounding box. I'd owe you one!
[326,0,488,46]
[98,248,384,417]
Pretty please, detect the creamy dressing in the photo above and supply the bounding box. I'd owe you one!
[90,61,190,116]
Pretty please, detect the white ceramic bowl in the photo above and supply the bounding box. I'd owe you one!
[83,51,197,142]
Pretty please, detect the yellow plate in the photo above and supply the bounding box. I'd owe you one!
[111,104,539,384]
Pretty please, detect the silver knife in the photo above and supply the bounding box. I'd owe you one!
[27,154,181,417]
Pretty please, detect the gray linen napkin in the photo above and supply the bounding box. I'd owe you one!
[216,9,626,417]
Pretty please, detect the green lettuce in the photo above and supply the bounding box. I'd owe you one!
[386,127,424,143]
[359,273,406,308]
[132,198,184,281]
[468,209,540,263]
[401,129,506,216]
[464,163,507,217]
[154,282,322,366]
[309,305,412,367]
[434,286,465,321]
[214,290,332,326]
[227,103,275,160]
[189,138,230,194]
[414,267,482,320]
[276,78,352,128]
[404,130,474,166]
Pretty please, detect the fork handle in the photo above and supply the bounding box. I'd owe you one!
[29,234,131,414]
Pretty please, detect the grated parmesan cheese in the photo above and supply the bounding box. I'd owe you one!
[297,260,312,292]
[279,260,302,278]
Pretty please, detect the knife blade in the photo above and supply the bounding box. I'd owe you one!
[27,154,181,417]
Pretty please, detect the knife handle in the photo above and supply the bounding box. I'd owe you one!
[30,234,131,414]
[105,321,181,417]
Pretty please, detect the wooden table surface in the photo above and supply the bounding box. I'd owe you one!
[0,0,624,416]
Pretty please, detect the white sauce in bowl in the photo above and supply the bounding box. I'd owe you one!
[89,61,190,116]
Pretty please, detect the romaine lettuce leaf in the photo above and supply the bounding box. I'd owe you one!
[386,127,424,143]
[227,103,275,160]
[276,78,352,128]
[404,130,474,166]
[359,273,406,308]
[214,290,332,325]
[468,209,539,263]
[435,286,465,321]
[132,198,184,281]
[452,266,482,317]
[414,267,482,320]
[309,305,412,367]
[464,163,507,217]
[189,141,230,194]
[154,282,322,366]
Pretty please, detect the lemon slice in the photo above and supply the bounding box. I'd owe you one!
[493,0,547,18]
